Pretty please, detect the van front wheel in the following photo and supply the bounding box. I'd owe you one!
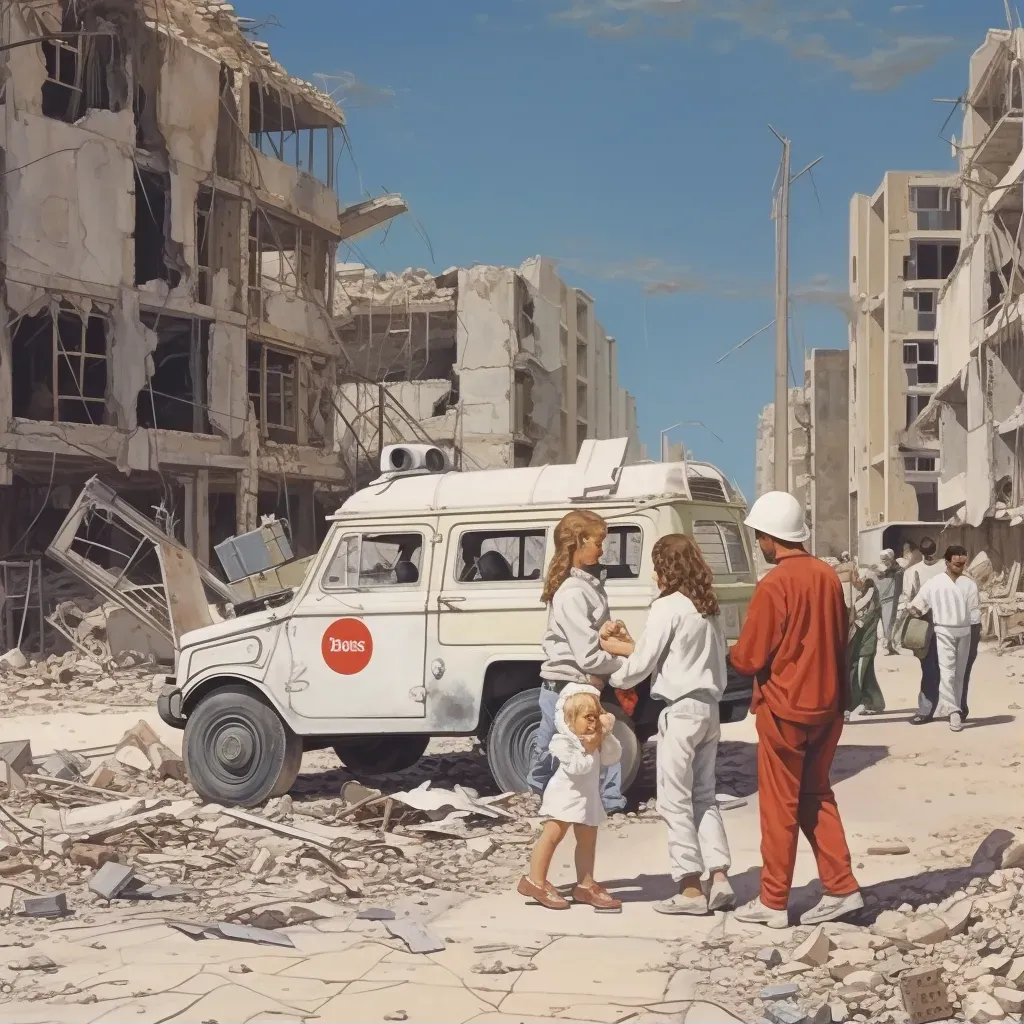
[184,684,302,807]
[486,688,641,795]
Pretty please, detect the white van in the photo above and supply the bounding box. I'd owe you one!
[158,440,757,806]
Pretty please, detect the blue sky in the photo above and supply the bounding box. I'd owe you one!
[237,0,995,496]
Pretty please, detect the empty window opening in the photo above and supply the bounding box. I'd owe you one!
[513,442,534,468]
[248,208,330,317]
[248,81,337,187]
[135,169,182,289]
[431,371,460,417]
[907,242,959,281]
[576,296,589,337]
[903,341,938,387]
[516,276,535,338]
[904,455,937,473]
[196,188,243,309]
[247,342,297,441]
[340,309,457,384]
[910,186,961,231]
[136,314,211,434]
[215,64,242,178]
[11,306,109,425]
[514,369,534,436]
[41,9,125,124]
[906,393,930,426]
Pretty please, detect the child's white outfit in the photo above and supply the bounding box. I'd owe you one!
[608,593,731,882]
[539,682,623,826]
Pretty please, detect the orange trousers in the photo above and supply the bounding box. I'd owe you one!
[755,703,859,910]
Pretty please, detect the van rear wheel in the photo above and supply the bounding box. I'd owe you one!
[486,688,641,795]
[332,735,429,775]
[184,684,302,807]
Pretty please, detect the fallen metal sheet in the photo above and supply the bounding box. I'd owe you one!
[385,917,445,954]
[216,922,296,948]
[167,921,210,940]
[357,907,396,921]
[388,781,510,820]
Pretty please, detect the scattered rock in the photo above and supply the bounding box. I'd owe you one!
[964,991,1007,1024]
[1000,840,1024,870]
[905,915,949,946]
[792,926,832,967]
[758,947,783,968]
[761,983,800,1002]
[993,987,1024,1015]
[866,843,910,856]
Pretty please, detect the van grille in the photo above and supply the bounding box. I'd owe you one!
[688,477,728,502]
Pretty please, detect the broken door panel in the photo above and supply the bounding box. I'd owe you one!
[46,477,234,651]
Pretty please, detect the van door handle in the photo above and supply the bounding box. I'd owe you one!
[438,596,465,608]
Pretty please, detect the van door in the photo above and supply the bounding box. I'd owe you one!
[279,524,433,720]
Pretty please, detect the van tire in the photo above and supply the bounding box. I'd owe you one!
[332,735,430,776]
[184,684,301,807]
[486,688,642,795]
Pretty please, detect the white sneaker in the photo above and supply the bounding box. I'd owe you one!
[708,877,736,912]
[654,892,709,916]
[799,891,865,926]
[949,712,963,733]
[733,897,788,929]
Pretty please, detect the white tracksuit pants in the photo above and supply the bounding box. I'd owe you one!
[934,626,971,719]
[656,697,732,881]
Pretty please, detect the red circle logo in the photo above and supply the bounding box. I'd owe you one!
[321,618,373,675]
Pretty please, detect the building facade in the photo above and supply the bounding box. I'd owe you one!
[754,349,849,559]
[0,0,407,563]
[848,171,961,560]
[332,257,640,476]
[912,29,1024,563]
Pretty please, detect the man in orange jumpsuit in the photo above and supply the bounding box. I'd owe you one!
[730,491,863,929]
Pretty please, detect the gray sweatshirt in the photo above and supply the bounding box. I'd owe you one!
[540,568,625,685]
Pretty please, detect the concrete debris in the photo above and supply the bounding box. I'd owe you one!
[764,1000,809,1024]
[387,781,511,821]
[0,762,26,793]
[791,926,832,967]
[964,992,1006,1023]
[385,917,446,954]
[761,983,801,1002]
[38,750,88,782]
[19,894,68,919]
[114,721,186,781]
[0,649,28,670]
[357,907,396,921]
[758,947,784,968]
[0,741,32,777]
[88,862,135,900]
[8,955,57,972]
[867,843,911,856]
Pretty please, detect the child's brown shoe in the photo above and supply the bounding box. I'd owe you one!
[571,883,622,912]
[517,876,570,909]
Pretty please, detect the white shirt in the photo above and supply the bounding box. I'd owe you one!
[909,572,973,633]
[607,591,727,704]
[900,558,945,611]
[956,575,982,626]
[540,569,623,684]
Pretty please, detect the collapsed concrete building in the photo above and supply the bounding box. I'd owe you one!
[0,0,407,577]
[753,349,849,559]
[332,257,640,473]
[848,171,961,562]
[903,28,1024,571]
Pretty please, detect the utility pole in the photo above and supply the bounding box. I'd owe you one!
[768,127,821,494]
[771,129,792,493]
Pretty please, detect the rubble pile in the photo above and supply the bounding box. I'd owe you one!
[651,830,1024,1024]
[0,735,548,989]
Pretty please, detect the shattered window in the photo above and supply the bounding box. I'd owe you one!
[322,532,424,589]
[41,16,123,124]
[247,342,297,441]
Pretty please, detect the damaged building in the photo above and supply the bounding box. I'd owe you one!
[754,349,849,559]
[908,28,1024,565]
[0,0,406,585]
[331,257,640,473]
[848,171,962,561]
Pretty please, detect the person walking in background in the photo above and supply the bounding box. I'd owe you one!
[875,549,903,655]
[960,583,983,723]
[848,570,886,718]
[909,545,978,733]
[599,534,734,917]
[902,538,946,725]
[729,491,863,930]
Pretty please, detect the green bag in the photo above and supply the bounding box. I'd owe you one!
[900,616,933,659]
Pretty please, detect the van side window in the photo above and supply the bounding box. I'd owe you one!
[693,521,750,577]
[457,529,546,583]
[322,532,424,590]
[600,525,642,580]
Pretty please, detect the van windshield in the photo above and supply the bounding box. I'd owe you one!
[692,520,752,580]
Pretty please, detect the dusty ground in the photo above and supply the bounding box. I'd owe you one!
[0,645,1022,1024]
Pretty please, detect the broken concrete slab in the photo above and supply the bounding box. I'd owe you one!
[89,862,135,900]
[385,918,446,954]
[38,750,88,781]
[0,739,32,775]
[791,926,832,967]
[216,922,295,948]
[20,893,68,918]
[357,907,396,921]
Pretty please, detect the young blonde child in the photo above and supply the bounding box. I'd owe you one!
[527,510,629,815]
[518,684,622,910]
[600,534,734,916]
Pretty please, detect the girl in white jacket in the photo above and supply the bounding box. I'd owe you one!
[601,533,734,916]
[518,683,623,911]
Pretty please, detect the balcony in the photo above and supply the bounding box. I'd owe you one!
[974,112,1024,181]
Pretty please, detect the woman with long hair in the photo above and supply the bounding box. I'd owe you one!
[521,509,628,911]
[600,533,734,916]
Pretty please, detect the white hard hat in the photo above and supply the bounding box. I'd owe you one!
[744,491,811,544]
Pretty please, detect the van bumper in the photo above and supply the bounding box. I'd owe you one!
[158,684,186,730]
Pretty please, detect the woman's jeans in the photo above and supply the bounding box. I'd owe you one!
[527,684,625,813]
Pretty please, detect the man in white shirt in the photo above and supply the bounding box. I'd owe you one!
[958,566,983,723]
[909,545,978,732]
